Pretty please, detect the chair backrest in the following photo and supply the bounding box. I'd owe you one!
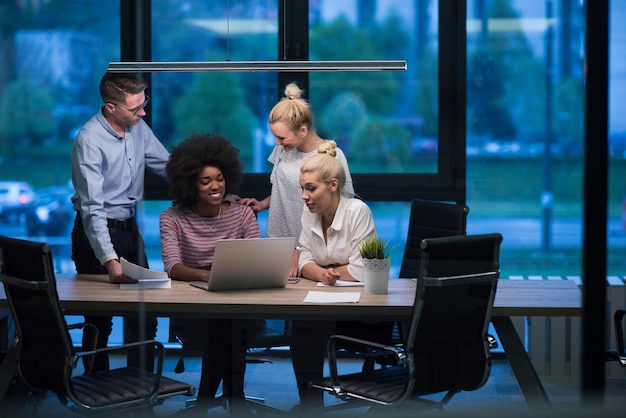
[399,199,469,278]
[406,233,502,396]
[0,235,72,396]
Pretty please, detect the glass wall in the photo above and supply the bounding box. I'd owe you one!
[1,0,625,282]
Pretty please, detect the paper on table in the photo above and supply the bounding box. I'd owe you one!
[119,257,171,289]
[317,280,364,287]
[303,291,360,303]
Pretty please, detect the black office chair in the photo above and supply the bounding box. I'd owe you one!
[311,233,502,415]
[0,235,195,415]
[395,199,499,349]
[393,199,471,342]
[605,309,626,367]
[245,319,292,359]
[399,198,469,279]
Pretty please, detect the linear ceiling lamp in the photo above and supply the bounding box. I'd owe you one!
[108,60,407,73]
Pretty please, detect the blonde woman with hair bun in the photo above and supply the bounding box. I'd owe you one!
[290,147,393,411]
[298,141,372,284]
[239,82,354,277]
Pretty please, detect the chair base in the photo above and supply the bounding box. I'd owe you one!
[185,393,290,416]
[318,391,454,416]
[605,350,626,367]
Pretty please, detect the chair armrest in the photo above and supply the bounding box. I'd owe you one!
[605,310,626,367]
[75,339,164,358]
[614,309,626,355]
[327,334,406,389]
[67,322,88,331]
[328,334,406,360]
[67,323,99,373]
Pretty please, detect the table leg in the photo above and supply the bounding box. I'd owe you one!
[228,319,246,399]
[491,316,552,409]
[1,313,8,352]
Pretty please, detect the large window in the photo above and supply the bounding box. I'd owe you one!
[1,0,625,282]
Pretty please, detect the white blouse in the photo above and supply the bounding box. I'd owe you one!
[297,196,377,281]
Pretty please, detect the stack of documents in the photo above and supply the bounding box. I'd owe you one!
[119,258,171,289]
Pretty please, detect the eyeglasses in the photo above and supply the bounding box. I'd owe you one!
[109,95,150,116]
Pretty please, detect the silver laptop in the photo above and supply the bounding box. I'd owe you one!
[189,237,296,291]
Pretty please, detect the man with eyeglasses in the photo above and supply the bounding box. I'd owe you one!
[70,71,168,373]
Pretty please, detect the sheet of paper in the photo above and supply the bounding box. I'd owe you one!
[316,280,364,287]
[119,257,171,289]
[303,291,361,303]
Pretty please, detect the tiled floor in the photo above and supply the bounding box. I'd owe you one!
[2,349,625,418]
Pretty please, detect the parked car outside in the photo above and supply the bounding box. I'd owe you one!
[25,185,74,237]
[0,181,36,223]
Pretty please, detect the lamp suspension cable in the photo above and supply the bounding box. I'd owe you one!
[226,0,230,61]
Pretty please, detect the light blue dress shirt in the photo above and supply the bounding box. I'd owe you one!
[71,108,169,264]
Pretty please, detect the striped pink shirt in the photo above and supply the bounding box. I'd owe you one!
[160,202,261,275]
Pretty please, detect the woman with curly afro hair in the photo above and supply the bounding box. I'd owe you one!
[164,133,244,210]
[160,133,260,410]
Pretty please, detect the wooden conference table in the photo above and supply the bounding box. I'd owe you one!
[0,274,581,409]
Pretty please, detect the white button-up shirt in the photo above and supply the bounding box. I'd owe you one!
[298,195,377,281]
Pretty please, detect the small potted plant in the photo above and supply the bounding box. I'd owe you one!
[359,236,395,294]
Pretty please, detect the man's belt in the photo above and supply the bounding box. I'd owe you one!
[106,218,136,230]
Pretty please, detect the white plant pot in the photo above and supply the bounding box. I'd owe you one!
[362,258,391,294]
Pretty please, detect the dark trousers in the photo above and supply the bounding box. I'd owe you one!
[172,318,249,401]
[71,214,157,373]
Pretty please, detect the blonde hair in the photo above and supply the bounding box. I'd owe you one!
[300,140,346,192]
[268,82,314,132]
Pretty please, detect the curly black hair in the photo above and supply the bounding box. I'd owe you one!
[166,133,243,207]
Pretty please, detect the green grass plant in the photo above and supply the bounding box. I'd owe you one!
[359,236,396,259]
